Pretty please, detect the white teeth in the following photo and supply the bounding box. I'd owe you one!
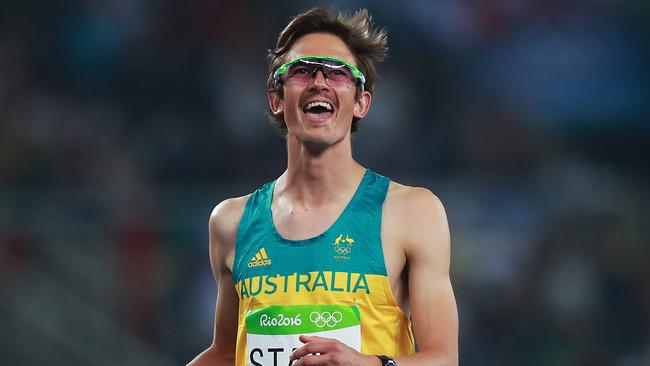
[305,101,333,111]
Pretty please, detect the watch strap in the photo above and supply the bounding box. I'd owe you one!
[376,355,398,366]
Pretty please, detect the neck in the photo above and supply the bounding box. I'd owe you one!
[277,133,365,207]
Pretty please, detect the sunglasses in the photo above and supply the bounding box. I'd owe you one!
[273,56,366,92]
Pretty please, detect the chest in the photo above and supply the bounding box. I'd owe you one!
[232,174,410,308]
[272,205,343,241]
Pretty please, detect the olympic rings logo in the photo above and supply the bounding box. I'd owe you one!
[334,247,351,255]
[309,311,343,328]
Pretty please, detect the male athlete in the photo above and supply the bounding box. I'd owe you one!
[188,8,458,366]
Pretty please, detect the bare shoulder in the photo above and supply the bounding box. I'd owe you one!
[384,181,450,260]
[385,181,448,229]
[386,181,445,212]
[209,194,251,271]
[209,194,251,240]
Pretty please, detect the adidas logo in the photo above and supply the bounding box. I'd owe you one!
[248,247,272,268]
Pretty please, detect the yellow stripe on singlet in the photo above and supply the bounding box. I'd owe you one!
[234,272,414,366]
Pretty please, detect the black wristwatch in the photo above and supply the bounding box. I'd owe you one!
[376,355,398,366]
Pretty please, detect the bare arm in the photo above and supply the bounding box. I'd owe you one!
[290,187,458,366]
[394,188,458,366]
[187,197,248,366]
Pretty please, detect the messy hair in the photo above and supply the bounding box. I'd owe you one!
[266,7,389,137]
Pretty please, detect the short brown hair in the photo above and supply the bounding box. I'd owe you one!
[266,7,388,137]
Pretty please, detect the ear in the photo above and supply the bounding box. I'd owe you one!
[353,91,372,119]
[268,89,284,116]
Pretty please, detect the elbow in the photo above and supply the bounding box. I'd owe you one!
[187,344,235,366]
[417,349,458,366]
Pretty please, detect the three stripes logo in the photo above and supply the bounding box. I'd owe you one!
[248,247,272,268]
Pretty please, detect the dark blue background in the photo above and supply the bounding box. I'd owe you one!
[1,1,648,365]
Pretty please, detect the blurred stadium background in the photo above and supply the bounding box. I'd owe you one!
[1,0,649,365]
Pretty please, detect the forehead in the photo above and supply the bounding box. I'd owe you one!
[285,33,357,67]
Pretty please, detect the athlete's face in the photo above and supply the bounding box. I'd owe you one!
[268,33,371,146]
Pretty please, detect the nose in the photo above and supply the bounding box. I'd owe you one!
[309,68,329,90]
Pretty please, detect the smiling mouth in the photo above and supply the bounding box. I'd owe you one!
[302,101,334,122]
[303,101,333,113]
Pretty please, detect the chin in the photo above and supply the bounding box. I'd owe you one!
[300,128,349,148]
[286,114,351,146]
[298,132,334,146]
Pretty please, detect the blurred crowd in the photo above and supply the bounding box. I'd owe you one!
[1,1,649,365]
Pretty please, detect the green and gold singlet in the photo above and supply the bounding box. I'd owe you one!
[233,170,414,366]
